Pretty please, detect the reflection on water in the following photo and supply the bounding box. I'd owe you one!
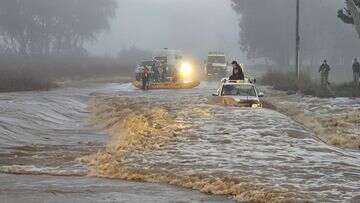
[0,82,360,202]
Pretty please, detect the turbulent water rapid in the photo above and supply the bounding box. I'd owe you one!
[0,82,359,202]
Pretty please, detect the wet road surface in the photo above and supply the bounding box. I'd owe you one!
[0,82,359,202]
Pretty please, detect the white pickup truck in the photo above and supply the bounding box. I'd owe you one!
[212,79,264,108]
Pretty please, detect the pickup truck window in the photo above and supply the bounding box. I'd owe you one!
[222,85,257,97]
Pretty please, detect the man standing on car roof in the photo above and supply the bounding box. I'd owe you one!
[229,61,245,81]
[319,60,331,87]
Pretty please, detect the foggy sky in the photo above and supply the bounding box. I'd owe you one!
[88,0,243,59]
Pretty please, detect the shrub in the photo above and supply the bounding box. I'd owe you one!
[260,69,314,92]
[331,83,360,97]
[260,68,360,98]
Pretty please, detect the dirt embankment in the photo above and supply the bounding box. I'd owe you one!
[263,88,360,150]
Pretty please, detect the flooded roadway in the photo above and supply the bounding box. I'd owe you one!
[0,82,359,202]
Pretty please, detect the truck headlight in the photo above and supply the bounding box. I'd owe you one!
[251,103,261,108]
[180,63,192,75]
[179,62,193,83]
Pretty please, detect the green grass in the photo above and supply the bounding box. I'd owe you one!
[260,69,360,98]
[0,68,55,92]
[260,69,314,92]
[331,83,360,97]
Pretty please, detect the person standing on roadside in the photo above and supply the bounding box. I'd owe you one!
[319,60,331,87]
[142,66,150,90]
[352,58,360,86]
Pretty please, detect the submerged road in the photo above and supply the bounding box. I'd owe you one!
[0,82,359,202]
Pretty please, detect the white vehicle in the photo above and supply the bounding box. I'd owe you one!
[205,52,228,79]
[212,79,264,108]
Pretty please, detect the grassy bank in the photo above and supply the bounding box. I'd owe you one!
[260,69,360,98]
[263,90,360,150]
[0,56,132,93]
[331,83,360,97]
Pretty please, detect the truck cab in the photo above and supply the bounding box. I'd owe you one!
[205,52,228,79]
[153,49,184,78]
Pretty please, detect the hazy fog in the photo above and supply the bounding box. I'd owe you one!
[89,0,243,59]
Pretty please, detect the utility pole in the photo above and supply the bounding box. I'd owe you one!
[295,0,300,83]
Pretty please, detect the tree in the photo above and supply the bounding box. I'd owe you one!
[338,0,360,38]
[231,0,360,66]
[0,0,117,56]
[231,0,294,65]
[117,46,152,67]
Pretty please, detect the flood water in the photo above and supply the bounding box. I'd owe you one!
[0,82,359,202]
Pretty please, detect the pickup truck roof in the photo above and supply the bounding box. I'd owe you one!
[221,78,253,84]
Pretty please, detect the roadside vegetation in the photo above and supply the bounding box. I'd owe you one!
[260,69,360,98]
[0,56,132,93]
[0,1,132,93]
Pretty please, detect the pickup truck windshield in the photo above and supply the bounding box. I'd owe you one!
[222,85,257,97]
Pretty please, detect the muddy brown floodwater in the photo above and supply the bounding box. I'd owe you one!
[0,82,359,202]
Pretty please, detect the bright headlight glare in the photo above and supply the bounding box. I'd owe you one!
[180,63,192,75]
[252,103,260,108]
